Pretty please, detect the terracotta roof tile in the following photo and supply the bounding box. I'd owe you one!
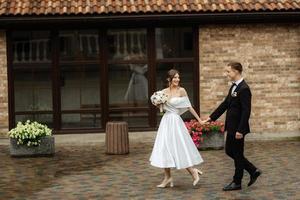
[0,0,299,16]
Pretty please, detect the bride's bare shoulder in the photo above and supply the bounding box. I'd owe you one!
[179,87,188,96]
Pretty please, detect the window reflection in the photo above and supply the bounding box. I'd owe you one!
[61,113,101,128]
[109,111,148,128]
[108,29,148,127]
[12,31,53,113]
[109,63,148,106]
[124,54,148,103]
[156,28,193,59]
[10,27,196,130]
[59,30,101,128]
[108,29,147,60]
[13,31,51,63]
[60,30,99,60]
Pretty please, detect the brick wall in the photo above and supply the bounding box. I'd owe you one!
[199,24,300,134]
[0,30,8,136]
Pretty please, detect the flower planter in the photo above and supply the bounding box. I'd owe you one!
[10,136,55,157]
[198,131,224,150]
[185,119,225,151]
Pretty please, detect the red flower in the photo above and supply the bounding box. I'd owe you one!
[185,119,225,148]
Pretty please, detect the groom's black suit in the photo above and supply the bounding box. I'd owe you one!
[210,79,257,184]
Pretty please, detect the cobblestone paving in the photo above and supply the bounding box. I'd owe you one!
[0,136,299,200]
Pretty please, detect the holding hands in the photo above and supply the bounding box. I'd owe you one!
[197,116,210,125]
[202,116,211,124]
[202,117,243,139]
[197,119,206,125]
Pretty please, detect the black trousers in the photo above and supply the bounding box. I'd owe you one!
[225,133,257,184]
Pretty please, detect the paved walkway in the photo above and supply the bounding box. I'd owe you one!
[0,133,299,200]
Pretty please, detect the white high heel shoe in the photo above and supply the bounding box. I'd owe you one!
[157,177,174,188]
[193,169,203,186]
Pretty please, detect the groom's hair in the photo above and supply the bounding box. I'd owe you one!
[228,62,243,74]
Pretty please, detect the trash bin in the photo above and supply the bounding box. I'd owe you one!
[105,121,129,154]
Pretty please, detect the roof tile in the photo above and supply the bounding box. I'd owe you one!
[0,0,299,16]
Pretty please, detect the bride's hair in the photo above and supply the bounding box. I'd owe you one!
[166,69,180,87]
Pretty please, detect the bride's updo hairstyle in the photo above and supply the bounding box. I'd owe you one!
[166,69,180,87]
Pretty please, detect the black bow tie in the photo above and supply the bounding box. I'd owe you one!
[232,82,237,86]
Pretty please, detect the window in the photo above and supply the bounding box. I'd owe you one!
[107,29,149,127]
[9,27,198,132]
[155,28,196,121]
[59,30,101,128]
[12,31,53,127]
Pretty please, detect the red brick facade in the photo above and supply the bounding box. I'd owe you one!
[199,23,300,134]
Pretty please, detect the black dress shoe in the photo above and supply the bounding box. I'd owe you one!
[223,182,242,191]
[248,169,262,187]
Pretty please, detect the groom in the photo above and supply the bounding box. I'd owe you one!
[205,62,261,191]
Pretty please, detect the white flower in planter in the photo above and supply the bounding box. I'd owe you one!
[8,120,52,147]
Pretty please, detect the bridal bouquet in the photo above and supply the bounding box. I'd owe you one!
[150,91,168,113]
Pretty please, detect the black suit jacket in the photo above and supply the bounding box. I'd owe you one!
[210,80,252,136]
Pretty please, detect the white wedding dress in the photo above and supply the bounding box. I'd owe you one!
[149,96,204,169]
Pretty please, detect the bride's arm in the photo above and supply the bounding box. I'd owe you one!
[189,107,204,124]
[180,88,205,124]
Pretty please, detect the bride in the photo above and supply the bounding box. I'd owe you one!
[149,69,205,188]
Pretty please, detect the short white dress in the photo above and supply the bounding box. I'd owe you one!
[149,96,204,169]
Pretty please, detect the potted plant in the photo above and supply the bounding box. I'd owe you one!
[8,120,55,157]
[185,119,225,150]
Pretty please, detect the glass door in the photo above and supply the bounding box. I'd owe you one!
[12,31,53,128]
[59,30,102,129]
[9,27,198,132]
[107,29,149,127]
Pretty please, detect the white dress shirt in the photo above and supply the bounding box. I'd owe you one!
[231,78,244,94]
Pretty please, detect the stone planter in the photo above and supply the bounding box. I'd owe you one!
[198,131,224,150]
[10,136,55,157]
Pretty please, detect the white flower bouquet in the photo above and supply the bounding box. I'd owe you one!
[8,120,52,147]
[150,90,168,112]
